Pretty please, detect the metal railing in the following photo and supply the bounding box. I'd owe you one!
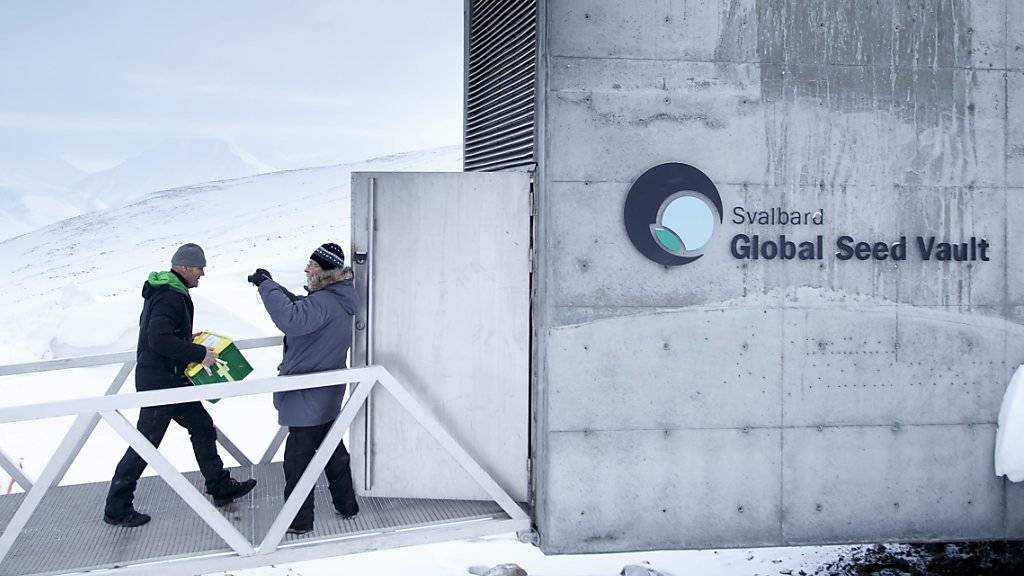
[0,336,284,495]
[0,339,529,572]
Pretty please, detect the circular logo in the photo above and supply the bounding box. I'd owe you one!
[623,163,723,266]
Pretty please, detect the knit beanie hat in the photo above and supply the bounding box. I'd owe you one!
[310,243,345,270]
[171,243,207,267]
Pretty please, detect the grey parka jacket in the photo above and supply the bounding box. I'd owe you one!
[258,276,356,427]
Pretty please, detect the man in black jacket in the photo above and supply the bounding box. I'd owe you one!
[104,243,256,527]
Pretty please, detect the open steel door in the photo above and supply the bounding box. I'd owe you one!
[350,171,530,502]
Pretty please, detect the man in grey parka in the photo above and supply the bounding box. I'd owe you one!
[248,242,359,534]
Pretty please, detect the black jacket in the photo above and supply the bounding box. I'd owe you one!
[135,271,207,391]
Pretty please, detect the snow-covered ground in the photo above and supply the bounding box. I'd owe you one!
[0,145,859,575]
[215,534,852,576]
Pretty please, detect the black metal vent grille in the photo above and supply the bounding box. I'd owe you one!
[463,0,537,172]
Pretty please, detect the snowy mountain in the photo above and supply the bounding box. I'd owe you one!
[0,147,85,187]
[75,138,275,209]
[0,178,74,240]
[0,145,461,364]
[0,150,97,241]
[0,139,273,241]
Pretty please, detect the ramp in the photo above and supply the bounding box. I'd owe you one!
[0,462,512,576]
[0,353,531,576]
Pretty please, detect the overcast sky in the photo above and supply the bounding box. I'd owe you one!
[0,1,464,173]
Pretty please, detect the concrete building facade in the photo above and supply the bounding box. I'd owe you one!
[525,0,1024,553]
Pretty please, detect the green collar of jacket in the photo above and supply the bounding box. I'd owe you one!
[147,271,189,295]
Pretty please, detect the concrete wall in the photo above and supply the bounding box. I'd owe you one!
[533,0,1024,553]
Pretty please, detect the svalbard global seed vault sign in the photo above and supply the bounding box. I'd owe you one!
[626,163,993,267]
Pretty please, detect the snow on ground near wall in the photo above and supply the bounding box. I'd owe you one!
[215,533,852,576]
[0,144,862,574]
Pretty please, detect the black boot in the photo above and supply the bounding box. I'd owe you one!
[335,499,359,519]
[210,478,257,507]
[103,509,151,527]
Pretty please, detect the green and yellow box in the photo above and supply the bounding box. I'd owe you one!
[186,333,253,402]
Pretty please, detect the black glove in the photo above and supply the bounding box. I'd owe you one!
[248,268,272,287]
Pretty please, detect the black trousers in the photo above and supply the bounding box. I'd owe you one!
[283,419,357,529]
[105,402,229,517]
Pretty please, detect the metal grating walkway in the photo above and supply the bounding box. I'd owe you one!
[0,463,509,576]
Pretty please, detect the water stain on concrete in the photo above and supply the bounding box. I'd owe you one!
[725,0,995,187]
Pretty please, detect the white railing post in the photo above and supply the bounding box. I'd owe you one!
[258,377,376,554]
[0,447,31,492]
[0,361,135,495]
[52,361,135,482]
[215,427,253,467]
[100,411,256,556]
[0,369,377,424]
[0,336,281,378]
[259,427,288,464]
[0,361,135,564]
[0,412,95,564]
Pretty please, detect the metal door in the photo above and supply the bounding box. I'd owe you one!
[350,172,530,502]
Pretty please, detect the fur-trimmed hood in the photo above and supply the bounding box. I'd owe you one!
[306,266,353,293]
